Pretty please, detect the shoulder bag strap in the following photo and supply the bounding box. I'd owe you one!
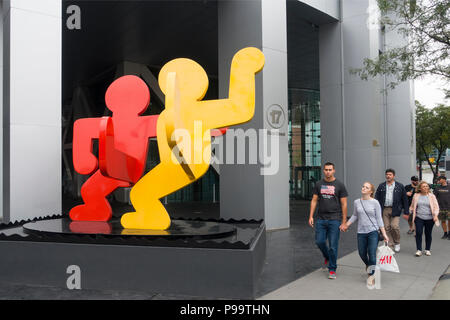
[359,199,379,230]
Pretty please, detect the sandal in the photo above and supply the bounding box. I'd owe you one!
[367,275,375,289]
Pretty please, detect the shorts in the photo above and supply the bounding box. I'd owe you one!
[438,210,450,221]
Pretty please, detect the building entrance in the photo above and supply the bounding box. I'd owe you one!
[287,3,322,200]
[288,89,321,200]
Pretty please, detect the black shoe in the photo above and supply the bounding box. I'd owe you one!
[442,232,448,239]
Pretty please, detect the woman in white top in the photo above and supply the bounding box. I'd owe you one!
[342,182,389,287]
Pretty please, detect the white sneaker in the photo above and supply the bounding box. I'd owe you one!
[425,250,431,256]
[394,244,400,252]
[415,250,422,257]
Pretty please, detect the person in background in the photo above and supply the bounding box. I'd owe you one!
[434,176,450,240]
[405,176,419,235]
[410,181,440,256]
[341,182,389,288]
[375,169,409,253]
[309,162,348,280]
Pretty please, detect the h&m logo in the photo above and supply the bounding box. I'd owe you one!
[378,255,392,264]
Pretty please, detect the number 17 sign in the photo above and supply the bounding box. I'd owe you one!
[266,104,285,129]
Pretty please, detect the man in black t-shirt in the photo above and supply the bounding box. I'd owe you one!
[434,176,450,239]
[405,176,419,234]
[309,162,348,280]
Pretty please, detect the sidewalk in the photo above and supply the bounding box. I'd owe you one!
[259,222,450,300]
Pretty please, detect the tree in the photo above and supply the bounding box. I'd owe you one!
[352,0,450,90]
[415,101,450,180]
[415,102,433,179]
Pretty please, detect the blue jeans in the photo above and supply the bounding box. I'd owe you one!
[357,231,379,275]
[414,217,434,251]
[315,219,341,272]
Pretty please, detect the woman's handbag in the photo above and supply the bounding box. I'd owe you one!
[359,199,384,242]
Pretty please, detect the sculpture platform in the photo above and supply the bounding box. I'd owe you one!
[0,216,266,299]
[23,218,237,239]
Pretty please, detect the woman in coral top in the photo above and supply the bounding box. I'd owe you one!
[409,181,440,257]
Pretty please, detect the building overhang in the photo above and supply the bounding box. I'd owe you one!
[297,0,340,24]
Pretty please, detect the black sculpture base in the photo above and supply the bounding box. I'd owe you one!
[0,216,266,299]
[23,218,236,239]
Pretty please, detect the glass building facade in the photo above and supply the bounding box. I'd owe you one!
[288,88,321,200]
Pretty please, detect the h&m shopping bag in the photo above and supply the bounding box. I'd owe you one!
[376,244,400,273]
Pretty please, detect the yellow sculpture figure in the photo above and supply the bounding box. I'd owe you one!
[121,47,265,230]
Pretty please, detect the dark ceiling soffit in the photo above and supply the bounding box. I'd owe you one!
[288,1,339,26]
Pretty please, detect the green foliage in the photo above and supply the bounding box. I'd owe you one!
[352,0,450,89]
[415,101,450,179]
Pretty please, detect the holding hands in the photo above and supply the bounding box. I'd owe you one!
[340,223,349,232]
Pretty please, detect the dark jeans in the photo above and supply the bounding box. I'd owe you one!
[415,217,434,251]
[315,219,341,272]
[357,231,379,275]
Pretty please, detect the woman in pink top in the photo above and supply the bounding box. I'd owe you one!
[409,181,440,256]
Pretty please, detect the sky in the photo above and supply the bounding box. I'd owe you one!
[414,75,448,109]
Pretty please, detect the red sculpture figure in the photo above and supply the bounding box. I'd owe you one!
[70,75,158,221]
